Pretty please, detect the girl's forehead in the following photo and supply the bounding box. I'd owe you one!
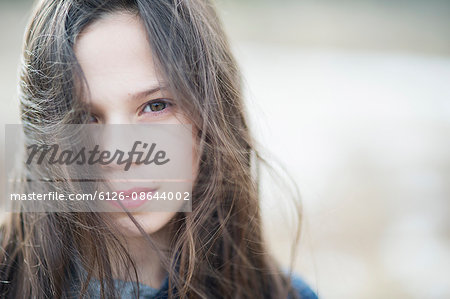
[74,12,163,101]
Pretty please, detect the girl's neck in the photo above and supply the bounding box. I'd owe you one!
[120,229,170,288]
[84,219,173,289]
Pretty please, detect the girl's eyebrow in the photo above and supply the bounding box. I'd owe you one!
[130,85,168,101]
[83,85,170,110]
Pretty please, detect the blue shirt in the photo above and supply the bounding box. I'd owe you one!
[82,273,318,299]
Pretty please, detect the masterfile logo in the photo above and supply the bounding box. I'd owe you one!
[3,124,194,213]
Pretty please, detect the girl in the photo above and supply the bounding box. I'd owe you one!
[0,0,318,298]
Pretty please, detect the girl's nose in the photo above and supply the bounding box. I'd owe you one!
[96,115,137,171]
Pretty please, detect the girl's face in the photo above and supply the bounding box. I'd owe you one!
[74,12,195,235]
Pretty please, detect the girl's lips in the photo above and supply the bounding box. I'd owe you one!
[109,187,158,210]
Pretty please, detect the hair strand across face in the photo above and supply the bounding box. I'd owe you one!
[0,1,303,298]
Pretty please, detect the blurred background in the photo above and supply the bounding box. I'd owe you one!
[1,0,449,298]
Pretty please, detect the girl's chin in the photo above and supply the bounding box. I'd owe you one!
[111,211,177,236]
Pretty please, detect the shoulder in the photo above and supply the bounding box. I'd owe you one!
[289,273,318,299]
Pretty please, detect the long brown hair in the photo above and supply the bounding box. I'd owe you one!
[0,0,302,298]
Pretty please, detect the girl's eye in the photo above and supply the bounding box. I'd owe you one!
[142,100,169,113]
[83,112,98,123]
[88,114,98,123]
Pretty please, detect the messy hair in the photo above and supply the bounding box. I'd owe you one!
[0,0,302,298]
